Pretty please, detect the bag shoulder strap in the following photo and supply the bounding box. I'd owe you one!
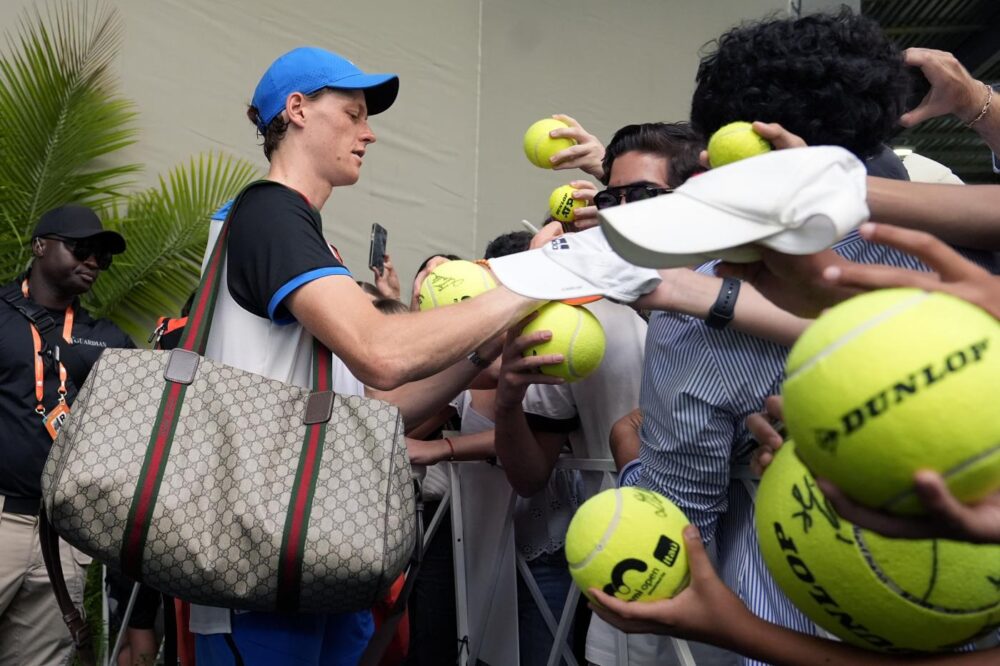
[176,179,272,355]
[0,282,91,388]
[177,180,338,381]
[38,508,96,666]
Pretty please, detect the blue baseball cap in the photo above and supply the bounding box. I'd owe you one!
[251,47,399,131]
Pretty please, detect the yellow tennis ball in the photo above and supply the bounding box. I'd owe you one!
[521,302,606,382]
[756,441,1000,652]
[548,184,585,223]
[707,121,772,168]
[566,487,690,603]
[418,260,496,311]
[523,118,575,169]
[782,288,1000,515]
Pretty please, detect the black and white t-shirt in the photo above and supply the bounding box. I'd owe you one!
[191,181,366,634]
[201,182,363,391]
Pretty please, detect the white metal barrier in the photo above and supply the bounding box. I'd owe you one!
[437,457,697,666]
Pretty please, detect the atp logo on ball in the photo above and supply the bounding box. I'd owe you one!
[602,534,681,601]
[555,198,574,219]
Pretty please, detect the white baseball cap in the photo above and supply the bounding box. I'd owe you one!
[598,146,870,268]
[488,227,662,302]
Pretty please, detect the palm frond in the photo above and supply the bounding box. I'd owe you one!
[0,0,139,279]
[83,153,259,343]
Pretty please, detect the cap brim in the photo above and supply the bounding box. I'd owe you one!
[57,229,127,254]
[488,249,603,301]
[599,193,777,268]
[600,147,870,267]
[333,73,399,115]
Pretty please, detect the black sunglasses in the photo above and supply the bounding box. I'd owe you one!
[593,184,673,210]
[43,236,114,270]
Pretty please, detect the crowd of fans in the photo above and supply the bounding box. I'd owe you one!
[2,7,999,666]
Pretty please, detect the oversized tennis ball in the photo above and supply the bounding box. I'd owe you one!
[707,121,772,168]
[521,302,605,382]
[418,260,496,311]
[782,288,1000,515]
[756,441,1000,653]
[548,184,585,223]
[523,118,575,169]
[566,487,690,603]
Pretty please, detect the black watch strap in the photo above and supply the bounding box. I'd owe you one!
[705,277,741,330]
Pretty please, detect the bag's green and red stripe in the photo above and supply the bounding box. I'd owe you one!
[121,381,186,580]
[276,340,332,612]
[119,196,233,581]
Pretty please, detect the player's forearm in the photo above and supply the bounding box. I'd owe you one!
[370,288,537,388]
[866,178,1000,249]
[643,269,808,347]
[368,357,479,427]
[300,285,539,390]
[493,402,556,497]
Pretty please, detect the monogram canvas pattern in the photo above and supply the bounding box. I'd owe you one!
[41,349,415,613]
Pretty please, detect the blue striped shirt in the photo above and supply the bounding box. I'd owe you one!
[622,230,996,664]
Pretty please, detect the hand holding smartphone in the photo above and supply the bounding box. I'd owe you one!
[368,223,388,276]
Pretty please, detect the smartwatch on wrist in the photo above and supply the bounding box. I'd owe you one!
[705,277,741,330]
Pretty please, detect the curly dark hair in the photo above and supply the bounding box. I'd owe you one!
[690,8,908,159]
[601,122,704,187]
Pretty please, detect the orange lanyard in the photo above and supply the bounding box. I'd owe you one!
[21,279,74,417]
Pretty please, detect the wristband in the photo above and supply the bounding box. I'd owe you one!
[443,437,456,462]
[467,350,490,369]
[705,277,741,330]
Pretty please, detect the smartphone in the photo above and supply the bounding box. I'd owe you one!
[368,223,388,275]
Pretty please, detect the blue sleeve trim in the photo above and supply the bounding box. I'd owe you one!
[211,199,234,221]
[268,266,352,325]
[617,459,642,487]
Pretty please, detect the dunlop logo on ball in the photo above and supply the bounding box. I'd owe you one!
[813,338,989,454]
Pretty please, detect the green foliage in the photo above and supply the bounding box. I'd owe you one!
[2,4,259,660]
[0,1,259,341]
[0,1,139,276]
[80,561,106,666]
[85,154,259,341]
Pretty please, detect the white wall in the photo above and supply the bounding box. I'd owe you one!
[0,0,785,294]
